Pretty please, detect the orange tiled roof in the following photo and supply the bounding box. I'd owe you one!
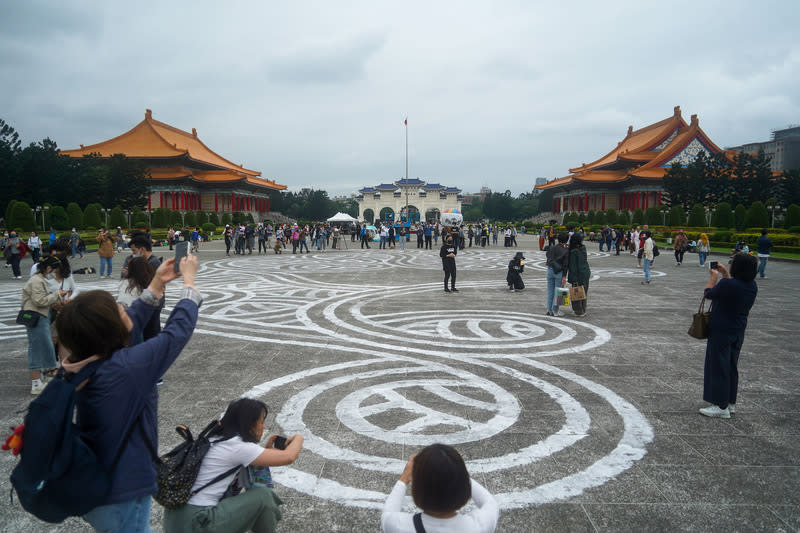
[148,167,287,190]
[61,109,262,178]
[536,106,732,192]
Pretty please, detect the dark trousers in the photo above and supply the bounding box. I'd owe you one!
[703,331,743,409]
[425,236,432,249]
[361,236,370,249]
[570,283,588,315]
[258,239,267,253]
[675,250,685,264]
[9,254,21,277]
[417,236,423,248]
[225,238,232,255]
[444,269,456,289]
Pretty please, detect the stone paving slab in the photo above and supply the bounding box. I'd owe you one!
[0,235,797,532]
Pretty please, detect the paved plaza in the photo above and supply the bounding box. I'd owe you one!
[0,235,798,532]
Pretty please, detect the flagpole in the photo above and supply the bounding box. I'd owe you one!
[404,117,409,226]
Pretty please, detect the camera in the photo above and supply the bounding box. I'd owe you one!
[710,261,718,270]
[273,435,287,450]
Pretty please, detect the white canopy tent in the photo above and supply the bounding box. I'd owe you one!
[326,212,359,223]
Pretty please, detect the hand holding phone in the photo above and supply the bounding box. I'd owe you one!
[273,435,287,450]
[174,242,189,273]
[709,261,718,270]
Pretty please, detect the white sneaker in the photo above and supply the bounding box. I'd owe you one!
[699,405,730,418]
[552,311,565,317]
[31,380,45,395]
[728,404,736,414]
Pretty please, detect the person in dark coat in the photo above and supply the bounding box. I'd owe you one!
[567,233,590,316]
[439,235,458,293]
[699,253,758,418]
[506,252,525,292]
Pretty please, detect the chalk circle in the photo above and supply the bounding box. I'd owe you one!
[335,377,520,445]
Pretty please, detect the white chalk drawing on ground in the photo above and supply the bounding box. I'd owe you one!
[171,261,657,511]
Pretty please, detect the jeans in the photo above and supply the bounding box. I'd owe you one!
[546,267,562,312]
[643,258,652,282]
[299,239,309,252]
[757,256,768,278]
[698,251,707,266]
[379,236,386,249]
[9,254,21,277]
[99,257,112,277]
[27,315,56,370]
[83,495,152,533]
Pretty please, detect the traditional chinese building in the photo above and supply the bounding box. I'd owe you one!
[535,106,731,214]
[356,178,462,223]
[61,109,286,215]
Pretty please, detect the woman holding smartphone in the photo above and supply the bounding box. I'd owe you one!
[163,398,303,533]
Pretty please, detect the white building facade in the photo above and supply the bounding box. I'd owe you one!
[356,179,462,223]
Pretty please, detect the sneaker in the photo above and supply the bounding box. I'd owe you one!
[699,405,730,418]
[509,287,515,292]
[545,311,553,316]
[31,380,45,395]
[444,288,451,293]
[728,404,736,414]
[552,311,565,317]
[451,288,459,293]
[157,378,164,386]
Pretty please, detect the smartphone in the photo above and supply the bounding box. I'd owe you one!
[273,435,287,450]
[709,261,718,270]
[174,241,189,273]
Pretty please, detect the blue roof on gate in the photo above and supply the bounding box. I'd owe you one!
[375,183,398,191]
[395,178,425,186]
[444,187,461,193]
[359,187,376,193]
[423,183,444,190]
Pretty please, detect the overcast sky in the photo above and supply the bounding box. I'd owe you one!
[2,1,798,197]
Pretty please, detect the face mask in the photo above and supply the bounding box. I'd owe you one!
[47,272,56,279]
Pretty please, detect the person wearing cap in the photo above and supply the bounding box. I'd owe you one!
[439,235,458,293]
[507,252,525,292]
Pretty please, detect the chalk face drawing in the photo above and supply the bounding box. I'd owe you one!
[185,251,657,509]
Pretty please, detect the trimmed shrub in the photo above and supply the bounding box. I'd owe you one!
[712,231,734,243]
[83,204,102,229]
[644,207,662,226]
[711,202,734,229]
[605,209,618,225]
[152,208,170,228]
[67,202,83,229]
[788,226,800,234]
[688,203,706,227]
[202,222,216,233]
[668,205,685,227]
[11,201,35,231]
[745,201,769,229]
[209,212,220,226]
[734,204,747,231]
[617,210,630,226]
[221,213,232,225]
[110,206,126,228]
[632,208,644,225]
[49,206,69,230]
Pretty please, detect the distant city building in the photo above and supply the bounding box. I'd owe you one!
[535,106,732,213]
[356,178,462,223]
[726,125,800,172]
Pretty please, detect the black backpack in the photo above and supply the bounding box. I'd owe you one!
[10,362,139,523]
[653,244,660,257]
[150,420,238,509]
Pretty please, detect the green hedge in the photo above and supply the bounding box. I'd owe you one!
[732,233,800,246]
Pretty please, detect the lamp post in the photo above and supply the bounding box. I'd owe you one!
[146,209,152,227]
[768,205,783,228]
[705,207,713,227]
[124,209,131,229]
[33,206,41,230]
[660,208,668,226]
[180,211,186,226]
[103,208,111,228]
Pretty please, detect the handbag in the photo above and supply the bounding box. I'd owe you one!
[688,298,711,339]
[569,284,586,301]
[16,309,41,328]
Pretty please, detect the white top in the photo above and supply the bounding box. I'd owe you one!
[187,436,264,507]
[116,279,142,308]
[47,276,79,298]
[381,479,499,533]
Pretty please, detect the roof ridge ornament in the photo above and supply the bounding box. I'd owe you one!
[145,109,152,120]
[627,125,633,136]
[192,128,197,138]
[691,114,698,126]
[674,105,681,117]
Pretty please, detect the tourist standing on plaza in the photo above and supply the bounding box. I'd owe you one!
[381,444,499,533]
[504,226,512,247]
[5,231,23,279]
[22,256,65,395]
[27,231,42,263]
[96,227,118,279]
[424,223,433,249]
[122,235,165,339]
[163,397,303,533]
[699,253,758,418]
[398,226,406,250]
[697,233,710,267]
[510,225,517,247]
[673,229,689,266]
[492,225,499,246]
[440,235,458,293]
[54,255,198,532]
[224,225,233,256]
[614,227,623,256]
[756,229,774,279]
[361,225,371,249]
[70,228,82,258]
[257,224,267,254]
[567,233,590,317]
[641,230,654,284]
[545,233,569,316]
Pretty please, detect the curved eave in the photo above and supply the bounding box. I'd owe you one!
[60,118,187,158]
[568,113,687,173]
[635,123,729,172]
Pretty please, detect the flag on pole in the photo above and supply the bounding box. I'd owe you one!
[404,118,407,126]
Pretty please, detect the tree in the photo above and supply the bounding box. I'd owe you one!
[170,210,183,227]
[183,211,196,227]
[688,203,706,227]
[131,206,146,227]
[785,204,800,229]
[208,211,220,226]
[744,201,769,229]
[67,202,83,229]
[734,204,747,231]
[110,205,126,228]
[586,210,595,224]
[221,213,232,225]
[644,207,662,226]
[711,202,734,229]
[152,208,169,228]
[594,210,606,225]
[605,209,618,225]
[668,205,685,227]
[11,201,36,231]
[617,210,630,226]
[49,205,69,230]
[194,210,206,224]
[632,208,644,225]
[83,204,102,229]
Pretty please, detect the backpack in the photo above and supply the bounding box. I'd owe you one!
[151,420,238,510]
[652,244,660,257]
[10,362,138,523]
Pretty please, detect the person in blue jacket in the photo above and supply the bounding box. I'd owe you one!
[756,228,774,279]
[55,254,201,532]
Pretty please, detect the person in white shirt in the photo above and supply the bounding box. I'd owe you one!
[381,444,499,533]
[163,398,304,533]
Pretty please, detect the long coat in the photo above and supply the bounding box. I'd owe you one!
[567,245,590,288]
